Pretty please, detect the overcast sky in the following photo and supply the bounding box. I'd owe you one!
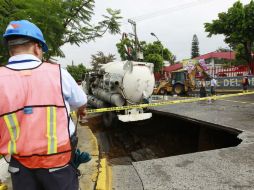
[57,0,251,68]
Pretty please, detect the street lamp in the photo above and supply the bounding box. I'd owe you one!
[150,32,159,41]
[151,32,164,74]
[150,32,164,59]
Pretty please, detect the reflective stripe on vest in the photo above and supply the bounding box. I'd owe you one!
[47,106,57,154]
[3,113,20,154]
[0,62,71,168]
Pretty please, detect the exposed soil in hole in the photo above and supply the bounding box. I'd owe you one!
[87,112,242,164]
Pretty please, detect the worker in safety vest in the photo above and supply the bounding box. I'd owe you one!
[0,20,87,190]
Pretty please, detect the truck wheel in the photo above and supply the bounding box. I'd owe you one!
[103,112,118,128]
[173,84,184,95]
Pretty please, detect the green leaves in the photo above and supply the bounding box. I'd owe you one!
[116,37,136,61]
[204,0,254,69]
[66,63,86,82]
[145,54,163,73]
[102,9,122,35]
[191,34,200,58]
[116,37,176,73]
[0,0,122,63]
[91,51,116,70]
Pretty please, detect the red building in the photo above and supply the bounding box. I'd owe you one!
[195,51,251,77]
[154,63,183,81]
[195,51,235,61]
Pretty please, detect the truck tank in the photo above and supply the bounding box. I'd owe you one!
[84,60,155,125]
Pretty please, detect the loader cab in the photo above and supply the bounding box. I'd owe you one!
[171,69,188,95]
[171,69,187,85]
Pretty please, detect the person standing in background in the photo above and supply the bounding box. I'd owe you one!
[210,77,217,96]
[242,76,249,93]
[199,79,207,97]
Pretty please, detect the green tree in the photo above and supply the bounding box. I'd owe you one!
[145,54,164,72]
[91,51,116,70]
[216,47,231,52]
[66,63,86,81]
[116,37,136,61]
[143,41,176,72]
[116,37,176,72]
[204,1,254,73]
[0,0,122,63]
[191,34,200,58]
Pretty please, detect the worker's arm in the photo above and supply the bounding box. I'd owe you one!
[76,104,87,118]
[60,68,87,111]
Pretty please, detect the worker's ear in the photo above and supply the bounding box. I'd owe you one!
[34,43,43,60]
[9,50,13,57]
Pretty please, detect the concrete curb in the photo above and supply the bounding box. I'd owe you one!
[96,158,112,190]
[77,124,100,190]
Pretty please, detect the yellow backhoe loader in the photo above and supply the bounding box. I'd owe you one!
[153,63,210,95]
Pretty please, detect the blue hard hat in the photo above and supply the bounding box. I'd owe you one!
[3,20,48,52]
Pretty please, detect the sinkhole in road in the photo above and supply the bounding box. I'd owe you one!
[90,112,242,164]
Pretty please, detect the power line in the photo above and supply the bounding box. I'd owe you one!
[136,0,213,22]
[121,0,215,24]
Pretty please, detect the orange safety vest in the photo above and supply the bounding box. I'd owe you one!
[0,62,72,169]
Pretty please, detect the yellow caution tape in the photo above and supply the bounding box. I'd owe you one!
[86,91,254,114]
[70,111,77,118]
[0,184,8,190]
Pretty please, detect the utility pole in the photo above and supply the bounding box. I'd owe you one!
[128,19,144,61]
[128,19,138,56]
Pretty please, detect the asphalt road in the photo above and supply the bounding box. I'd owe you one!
[113,93,254,190]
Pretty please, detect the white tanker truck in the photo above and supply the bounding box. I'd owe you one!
[83,60,155,127]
